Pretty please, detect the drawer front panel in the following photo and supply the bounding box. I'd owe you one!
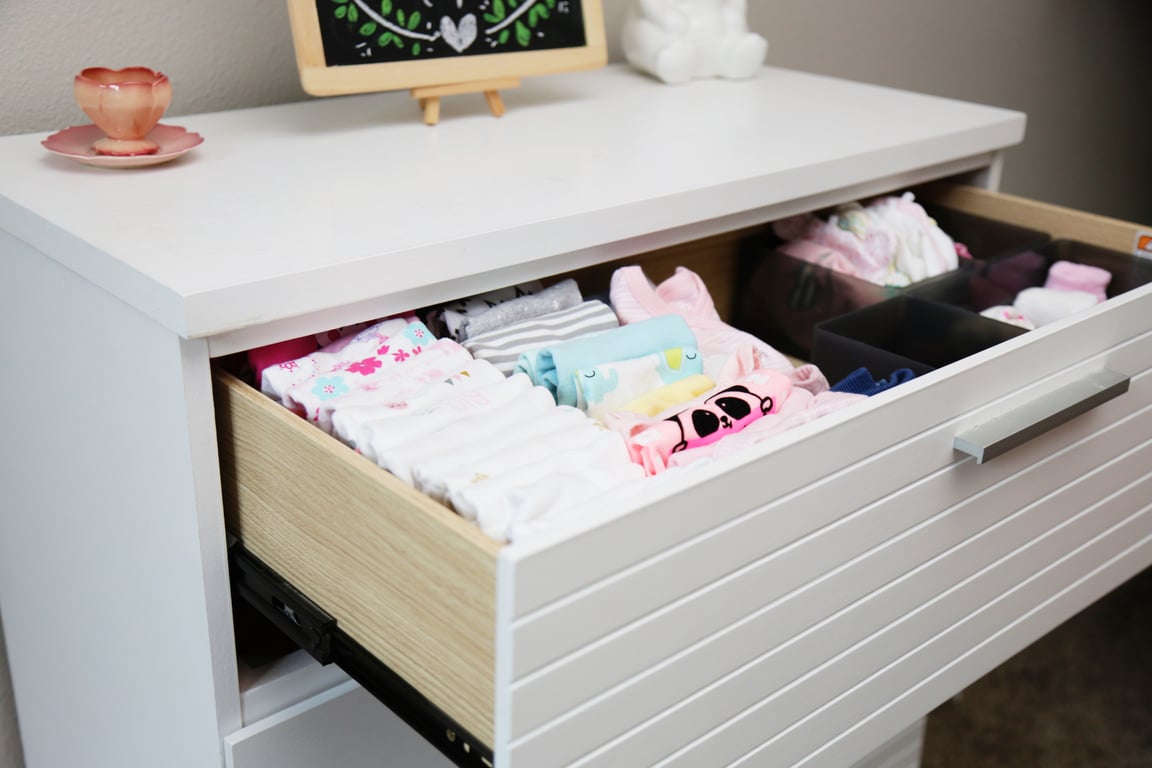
[789,518,1152,768]
[507,287,1152,622]
[504,389,1152,765]
[699,476,1152,768]
[213,185,1152,767]
[501,326,1152,749]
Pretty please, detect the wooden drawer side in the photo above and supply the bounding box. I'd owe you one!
[214,370,501,743]
[923,183,1149,254]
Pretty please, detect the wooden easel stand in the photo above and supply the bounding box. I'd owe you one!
[411,77,521,125]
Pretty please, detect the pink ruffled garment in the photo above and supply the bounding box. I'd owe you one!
[773,203,897,285]
[865,193,958,282]
[771,193,958,287]
[609,265,830,395]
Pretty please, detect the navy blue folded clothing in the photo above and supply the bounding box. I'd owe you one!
[830,367,915,396]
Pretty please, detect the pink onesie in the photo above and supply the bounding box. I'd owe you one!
[609,265,831,394]
[621,369,793,475]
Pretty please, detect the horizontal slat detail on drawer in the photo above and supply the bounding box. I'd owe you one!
[789,528,1152,768]
[214,372,501,743]
[584,442,1152,768]
[509,372,1152,742]
[506,334,1152,694]
[504,398,1152,766]
[729,482,1152,768]
[507,289,1152,619]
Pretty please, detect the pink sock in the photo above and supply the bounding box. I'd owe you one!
[1044,260,1111,303]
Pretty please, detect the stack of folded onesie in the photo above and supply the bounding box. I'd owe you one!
[251,266,867,542]
[772,192,963,287]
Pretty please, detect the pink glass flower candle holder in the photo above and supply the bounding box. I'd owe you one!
[74,67,173,156]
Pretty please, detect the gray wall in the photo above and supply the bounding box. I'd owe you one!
[1,2,1149,766]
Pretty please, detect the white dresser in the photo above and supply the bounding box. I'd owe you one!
[2,65,1149,768]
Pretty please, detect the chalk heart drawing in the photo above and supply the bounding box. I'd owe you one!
[440,14,478,52]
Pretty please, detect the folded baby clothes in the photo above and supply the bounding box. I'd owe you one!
[575,346,705,420]
[1044,260,1111,303]
[517,314,697,407]
[362,373,534,464]
[618,368,794,475]
[435,420,607,506]
[261,317,416,402]
[609,265,832,394]
[449,431,634,537]
[866,193,959,283]
[458,279,584,341]
[281,334,471,434]
[617,374,717,416]
[329,359,505,451]
[249,336,319,388]
[772,193,958,287]
[830,367,916,396]
[775,202,898,285]
[411,399,590,499]
[501,464,648,543]
[255,319,392,395]
[433,281,543,340]
[665,387,865,471]
[464,300,620,375]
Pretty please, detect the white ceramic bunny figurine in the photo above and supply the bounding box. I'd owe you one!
[621,0,768,85]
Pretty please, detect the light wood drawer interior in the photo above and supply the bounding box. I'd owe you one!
[215,183,1152,757]
[214,225,756,745]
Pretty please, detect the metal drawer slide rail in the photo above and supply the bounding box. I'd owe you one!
[230,544,494,768]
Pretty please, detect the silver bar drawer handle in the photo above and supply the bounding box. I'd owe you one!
[954,369,1130,464]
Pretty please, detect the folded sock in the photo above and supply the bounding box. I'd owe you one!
[979,305,1036,330]
[1014,287,1098,327]
[1043,260,1111,303]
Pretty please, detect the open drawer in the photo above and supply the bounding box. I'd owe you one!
[214,186,1152,767]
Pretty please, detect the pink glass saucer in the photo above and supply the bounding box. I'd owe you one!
[42,123,204,168]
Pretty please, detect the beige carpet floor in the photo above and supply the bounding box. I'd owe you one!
[921,565,1152,767]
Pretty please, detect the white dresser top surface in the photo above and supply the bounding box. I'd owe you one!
[0,65,1024,341]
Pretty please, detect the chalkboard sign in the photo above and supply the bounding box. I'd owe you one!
[286,0,607,96]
